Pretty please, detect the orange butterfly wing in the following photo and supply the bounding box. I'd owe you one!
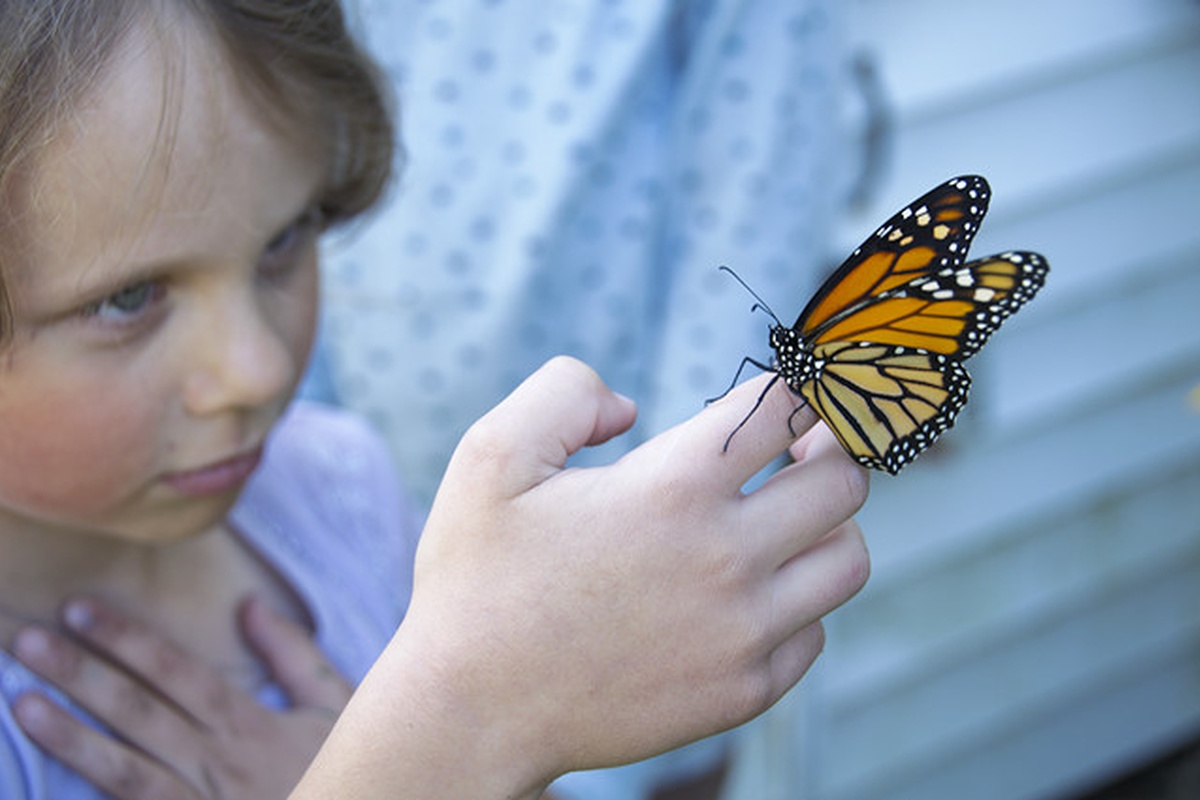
[767,175,1049,473]
[798,175,989,345]
[799,343,971,473]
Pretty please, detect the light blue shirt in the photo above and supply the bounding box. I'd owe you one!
[0,404,422,799]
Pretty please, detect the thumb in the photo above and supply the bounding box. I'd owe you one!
[239,596,352,711]
[447,356,637,498]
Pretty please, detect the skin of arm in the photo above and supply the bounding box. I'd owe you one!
[292,356,870,800]
[6,356,866,800]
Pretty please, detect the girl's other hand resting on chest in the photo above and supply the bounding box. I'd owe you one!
[11,595,350,799]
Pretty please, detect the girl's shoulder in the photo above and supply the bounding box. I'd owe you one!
[233,401,423,563]
[263,401,394,482]
[229,402,422,667]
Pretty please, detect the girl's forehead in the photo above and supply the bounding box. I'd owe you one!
[11,16,326,297]
[49,13,323,192]
[27,28,222,240]
[72,21,270,168]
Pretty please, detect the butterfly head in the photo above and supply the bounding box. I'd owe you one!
[769,325,817,392]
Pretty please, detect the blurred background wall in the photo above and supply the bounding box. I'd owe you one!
[725,0,1200,797]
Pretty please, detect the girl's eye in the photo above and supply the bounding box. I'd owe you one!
[81,281,164,322]
[260,206,325,282]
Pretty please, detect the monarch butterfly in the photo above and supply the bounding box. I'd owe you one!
[719,174,1049,474]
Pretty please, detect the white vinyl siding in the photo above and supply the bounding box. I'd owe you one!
[725,1,1200,798]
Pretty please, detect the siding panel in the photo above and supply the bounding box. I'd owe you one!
[727,1,1200,798]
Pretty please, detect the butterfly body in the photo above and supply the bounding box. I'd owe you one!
[723,175,1049,475]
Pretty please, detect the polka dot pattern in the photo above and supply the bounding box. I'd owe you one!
[318,0,847,506]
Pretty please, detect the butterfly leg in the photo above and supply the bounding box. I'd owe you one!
[706,356,775,405]
[721,373,782,453]
[785,401,811,438]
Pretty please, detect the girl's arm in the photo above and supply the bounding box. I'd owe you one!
[293,356,869,800]
[8,357,866,800]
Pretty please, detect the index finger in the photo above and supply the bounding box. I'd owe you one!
[449,356,638,499]
[672,371,819,490]
[55,597,235,726]
[12,692,188,800]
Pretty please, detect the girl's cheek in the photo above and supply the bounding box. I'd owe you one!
[0,384,153,520]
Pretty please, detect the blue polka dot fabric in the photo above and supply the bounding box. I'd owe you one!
[317,0,848,507]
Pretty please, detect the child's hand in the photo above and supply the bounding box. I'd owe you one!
[301,356,870,800]
[11,596,347,799]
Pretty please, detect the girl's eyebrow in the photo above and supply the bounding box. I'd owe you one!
[80,193,324,290]
[26,183,327,325]
[19,260,178,326]
[26,251,192,329]
[72,260,173,300]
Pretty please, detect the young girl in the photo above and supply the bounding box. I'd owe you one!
[0,2,871,799]
[0,1,417,796]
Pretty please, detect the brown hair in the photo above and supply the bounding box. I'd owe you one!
[0,0,395,340]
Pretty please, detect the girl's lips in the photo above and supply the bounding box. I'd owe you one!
[162,447,262,497]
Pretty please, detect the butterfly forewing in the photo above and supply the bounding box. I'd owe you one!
[942,251,1050,360]
[808,250,1049,360]
[797,175,991,337]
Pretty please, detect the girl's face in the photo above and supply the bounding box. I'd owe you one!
[0,23,325,545]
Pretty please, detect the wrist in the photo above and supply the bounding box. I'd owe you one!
[292,621,556,800]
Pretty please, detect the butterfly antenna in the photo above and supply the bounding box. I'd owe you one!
[718,266,784,327]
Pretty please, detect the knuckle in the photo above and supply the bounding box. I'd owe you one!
[835,459,871,514]
[544,354,596,384]
[649,471,697,519]
[68,597,127,643]
[724,674,776,728]
[117,766,194,800]
[150,641,191,680]
[809,619,828,655]
[706,530,753,589]
[107,758,154,799]
[834,522,872,597]
[199,677,247,729]
[455,416,517,478]
[111,680,156,720]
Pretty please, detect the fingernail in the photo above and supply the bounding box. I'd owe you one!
[13,694,66,746]
[13,627,52,661]
[14,693,53,731]
[239,594,270,635]
[62,599,95,632]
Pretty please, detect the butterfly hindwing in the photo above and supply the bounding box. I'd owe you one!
[797,342,972,474]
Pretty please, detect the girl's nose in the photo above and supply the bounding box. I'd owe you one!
[182,292,299,417]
